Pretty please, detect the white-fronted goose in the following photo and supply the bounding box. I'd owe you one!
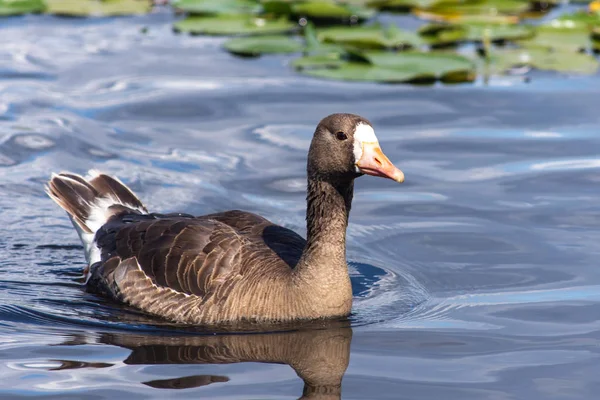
[46,113,404,325]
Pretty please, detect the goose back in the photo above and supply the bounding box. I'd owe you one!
[88,208,307,324]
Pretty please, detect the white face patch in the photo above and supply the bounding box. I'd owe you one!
[354,122,378,144]
[353,122,379,172]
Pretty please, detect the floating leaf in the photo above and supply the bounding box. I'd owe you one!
[304,22,345,54]
[521,12,600,51]
[422,0,530,15]
[490,46,599,74]
[521,25,592,51]
[368,0,454,11]
[421,22,534,45]
[552,11,600,29]
[174,15,296,35]
[414,8,520,23]
[261,0,293,15]
[0,0,45,15]
[292,53,345,68]
[223,35,303,56]
[317,24,422,49]
[360,50,475,78]
[46,0,152,16]
[414,0,529,23]
[171,0,261,15]
[302,63,425,82]
[299,50,475,83]
[291,1,376,19]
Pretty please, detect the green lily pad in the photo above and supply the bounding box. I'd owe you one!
[291,1,376,19]
[0,0,45,15]
[367,0,451,11]
[421,23,534,45]
[292,53,345,68]
[260,0,293,15]
[303,21,345,54]
[414,9,521,23]
[491,46,599,74]
[521,25,592,51]
[302,63,427,82]
[317,24,422,49]
[299,50,475,83]
[171,0,261,15]
[261,0,375,19]
[174,15,296,35]
[223,35,304,56]
[521,13,600,51]
[360,50,474,77]
[422,0,530,16]
[552,11,600,29]
[593,26,600,40]
[414,0,529,23]
[46,0,152,16]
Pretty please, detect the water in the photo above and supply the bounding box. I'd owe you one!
[1,10,600,400]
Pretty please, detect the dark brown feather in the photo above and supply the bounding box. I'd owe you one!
[88,173,147,212]
[94,213,304,301]
[46,174,98,233]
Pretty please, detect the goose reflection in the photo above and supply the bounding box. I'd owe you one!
[58,324,352,399]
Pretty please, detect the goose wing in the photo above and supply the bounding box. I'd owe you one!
[91,214,246,300]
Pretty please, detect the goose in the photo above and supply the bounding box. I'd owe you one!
[46,113,404,325]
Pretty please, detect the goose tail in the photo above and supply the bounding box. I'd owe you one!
[46,170,147,265]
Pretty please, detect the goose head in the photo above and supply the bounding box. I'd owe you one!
[307,113,404,183]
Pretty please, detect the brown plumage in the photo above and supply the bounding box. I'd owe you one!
[46,113,404,325]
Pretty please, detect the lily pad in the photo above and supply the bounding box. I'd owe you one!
[367,0,453,11]
[491,46,599,74]
[414,0,529,22]
[261,0,293,15]
[414,9,521,23]
[552,11,600,29]
[223,35,304,55]
[171,0,261,15]
[299,50,475,83]
[261,0,375,19]
[302,63,427,82]
[45,0,152,16]
[521,25,592,51]
[317,24,422,49]
[421,23,534,45]
[360,50,474,78]
[0,0,45,15]
[422,0,530,15]
[291,1,376,19]
[292,53,345,68]
[304,21,345,54]
[174,15,296,35]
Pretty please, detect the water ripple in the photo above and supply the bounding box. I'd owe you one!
[1,11,600,400]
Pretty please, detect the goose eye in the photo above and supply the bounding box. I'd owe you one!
[335,131,347,141]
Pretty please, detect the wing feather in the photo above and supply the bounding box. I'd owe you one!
[95,216,247,300]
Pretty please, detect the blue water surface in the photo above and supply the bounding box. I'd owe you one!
[1,8,600,400]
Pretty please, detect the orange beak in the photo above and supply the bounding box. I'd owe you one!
[356,143,404,183]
